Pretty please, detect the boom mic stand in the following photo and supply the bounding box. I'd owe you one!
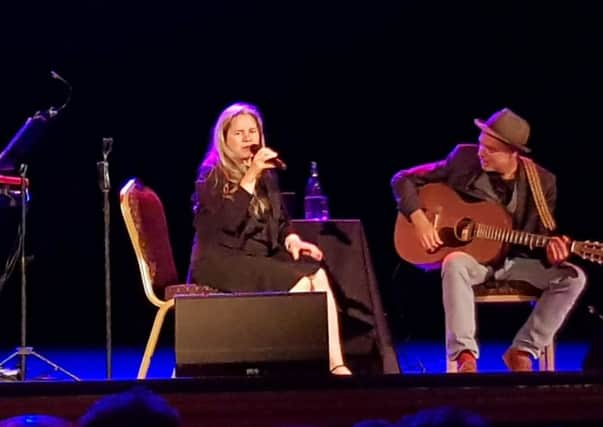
[97,137,113,379]
[0,164,80,381]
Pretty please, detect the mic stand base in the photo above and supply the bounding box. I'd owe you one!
[0,347,80,381]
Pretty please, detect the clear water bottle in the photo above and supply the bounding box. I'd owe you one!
[304,161,330,221]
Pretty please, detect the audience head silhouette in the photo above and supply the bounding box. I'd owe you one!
[352,420,394,427]
[78,386,181,427]
[395,406,489,427]
[0,414,72,427]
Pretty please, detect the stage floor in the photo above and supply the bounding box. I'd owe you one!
[0,340,599,427]
[0,339,589,381]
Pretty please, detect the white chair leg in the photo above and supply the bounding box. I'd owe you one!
[538,343,556,372]
[447,358,457,373]
[137,300,174,379]
[445,340,457,373]
[545,342,555,371]
[538,351,546,371]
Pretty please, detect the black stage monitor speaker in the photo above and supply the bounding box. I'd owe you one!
[175,291,329,377]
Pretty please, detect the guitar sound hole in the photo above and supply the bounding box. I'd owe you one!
[454,218,476,242]
[439,227,467,248]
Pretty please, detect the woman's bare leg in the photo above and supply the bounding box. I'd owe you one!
[290,268,351,375]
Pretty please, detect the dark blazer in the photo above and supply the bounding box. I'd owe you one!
[189,165,294,261]
[391,144,558,258]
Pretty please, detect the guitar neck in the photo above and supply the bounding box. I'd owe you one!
[475,223,551,249]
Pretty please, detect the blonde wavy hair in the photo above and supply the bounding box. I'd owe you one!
[198,102,269,216]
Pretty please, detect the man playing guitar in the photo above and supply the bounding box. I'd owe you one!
[390,108,586,373]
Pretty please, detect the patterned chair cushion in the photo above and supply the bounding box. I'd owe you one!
[164,284,220,300]
[473,279,542,297]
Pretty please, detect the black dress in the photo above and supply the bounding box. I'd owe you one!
[188,166,320,292]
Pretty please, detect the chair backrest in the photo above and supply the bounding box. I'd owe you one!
[119,178,180,307]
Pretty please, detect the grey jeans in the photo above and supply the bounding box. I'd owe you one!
[441,251,587,360]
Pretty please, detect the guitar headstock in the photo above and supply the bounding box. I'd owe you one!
[573,240,603,264]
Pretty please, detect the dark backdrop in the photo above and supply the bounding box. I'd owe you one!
[0,1,601,354]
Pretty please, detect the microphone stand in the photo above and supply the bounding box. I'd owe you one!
[97,137,113,379]
[0,164,80,381]
[18,164,27,377]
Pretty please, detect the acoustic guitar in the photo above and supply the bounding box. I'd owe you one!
[393,182,603,269]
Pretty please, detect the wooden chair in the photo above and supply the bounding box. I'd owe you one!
[446,279,555,373]
[119,178,218,379]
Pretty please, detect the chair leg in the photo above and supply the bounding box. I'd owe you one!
[538,342,556,372]
[137,300,175,379]
[545,342,555,371]
[538,351,545,371]
[445,339,457,373]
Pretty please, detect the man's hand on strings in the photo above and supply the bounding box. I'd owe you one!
[546,235,570,266]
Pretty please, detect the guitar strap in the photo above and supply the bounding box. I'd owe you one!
[520,156,556,232]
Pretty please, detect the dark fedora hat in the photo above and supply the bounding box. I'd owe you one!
[474,108,531,153]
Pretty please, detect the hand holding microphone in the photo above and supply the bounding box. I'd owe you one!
[241,145,288,194]
[250,144,287,171]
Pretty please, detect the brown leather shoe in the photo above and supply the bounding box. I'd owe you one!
[503,348,533,372]
[456,351,477,373]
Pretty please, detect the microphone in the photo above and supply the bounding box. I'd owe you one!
[98,137,113,192]
[250,144,287,170]
[50,70,70,86]
[102,137,113,158]
[48,70,73,117]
